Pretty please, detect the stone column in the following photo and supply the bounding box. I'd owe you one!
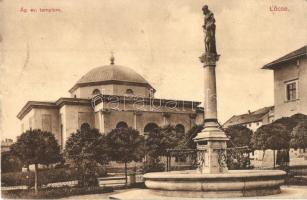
[100,109,111,134]
[189,113,197,128]
[99,111,105,133]
[162,112,170,126]
[133,111,142,130]
[194,54,228,174]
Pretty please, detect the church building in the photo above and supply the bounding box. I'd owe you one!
[17,57,204,148]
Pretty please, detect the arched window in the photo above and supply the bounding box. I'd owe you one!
[144,123,159,134]
[175,124,185,138]
[92,89,101,95]
[126,89,134,95]
[81,123,91,131]
[116,121,128,129]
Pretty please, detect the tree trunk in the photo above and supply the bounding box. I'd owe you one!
[124,161,128,186]
[273,150,275,169]
[34,163,38,194]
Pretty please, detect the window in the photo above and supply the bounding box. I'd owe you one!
[81,123,90,131]
[144,123,159,134]
[285,80,298,101]
[78,112,94,128]
[126,89,134,95]
[92,89,101,95]
[116,121,128,129]
[42,114,52,132]
[175,124,185,138]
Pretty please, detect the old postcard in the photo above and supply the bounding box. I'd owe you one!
[1,0,306,199]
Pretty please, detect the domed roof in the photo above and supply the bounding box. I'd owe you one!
[69,64,154,92]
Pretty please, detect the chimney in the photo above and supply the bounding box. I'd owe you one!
[248,110,251,114]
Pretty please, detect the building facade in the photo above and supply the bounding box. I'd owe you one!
[223,106,274,132]
[263,45,307,120]
[1,139,14,153]
[17,59,204,148]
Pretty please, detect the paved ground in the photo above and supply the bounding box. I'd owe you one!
[63,188,136,199]
[63,185,307,199]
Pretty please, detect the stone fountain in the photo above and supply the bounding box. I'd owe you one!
[143,5,286,198]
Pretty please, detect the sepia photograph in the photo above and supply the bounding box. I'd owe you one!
[0,0,306,199]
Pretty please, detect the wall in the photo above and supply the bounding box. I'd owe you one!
[71,85,114,99]
[20,108,61,145]
[71,84,151,99]
[102,109,197,135]
[60,105,94,145]
[20,109,35,133]
[113,84,151,98]
[102,100,198,114]
[33,108,60,142]
[274,58,307,119]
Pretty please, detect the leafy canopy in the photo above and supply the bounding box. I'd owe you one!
[145,125,181,159]
[177,124,203,150]
[106,127,144,163]
[11,129,62,166]
[225,125,253,148]
[251,123,290,150]
[65,125,108,187]
[65,126,108,165]
[290,121,307,149]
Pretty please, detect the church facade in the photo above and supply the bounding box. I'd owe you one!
[17,59,204,148]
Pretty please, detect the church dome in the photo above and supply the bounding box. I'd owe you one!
[69,64,155,93]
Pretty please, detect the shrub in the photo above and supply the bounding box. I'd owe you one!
[65,127,109,187]
[1,186,113,199]
[143,162,165,173]
[227,152,252,170]
[1,167,107,187]
[1,151,23,173]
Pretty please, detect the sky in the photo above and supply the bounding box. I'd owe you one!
[0,0,306,140]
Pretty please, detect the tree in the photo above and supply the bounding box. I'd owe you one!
[65,125,108,187]
[178,124,203,150]
[106,127,144,185]
[290,121,307,152]
[145,125,181,163]
[11,129,62,193]
[252,123,290,150]
[1,151,23,173]
[251,123,290,168]
[225,125,253,169]
[225,125,252,148]
[274,113,307,133]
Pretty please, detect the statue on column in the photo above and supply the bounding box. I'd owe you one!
[202,5,217,55]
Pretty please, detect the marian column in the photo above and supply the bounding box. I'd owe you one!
[194,5,229,174]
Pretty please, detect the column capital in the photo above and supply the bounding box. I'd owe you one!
[162,112,171,118]
[100,109,111,115]
[189,113,197,119]
[133,111,142,116]
[199,53,220,66]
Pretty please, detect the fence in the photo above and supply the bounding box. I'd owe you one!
[1,174,144,191]
[165,146,252,171]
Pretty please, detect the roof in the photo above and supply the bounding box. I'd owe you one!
[17,95,202,120]
[92,94,201,108]
[223,106,274,128]
[263,45,307,69]
[69,64,155,93]
[17,98,91,120]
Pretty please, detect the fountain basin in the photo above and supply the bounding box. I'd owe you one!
[144,170,286,198]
